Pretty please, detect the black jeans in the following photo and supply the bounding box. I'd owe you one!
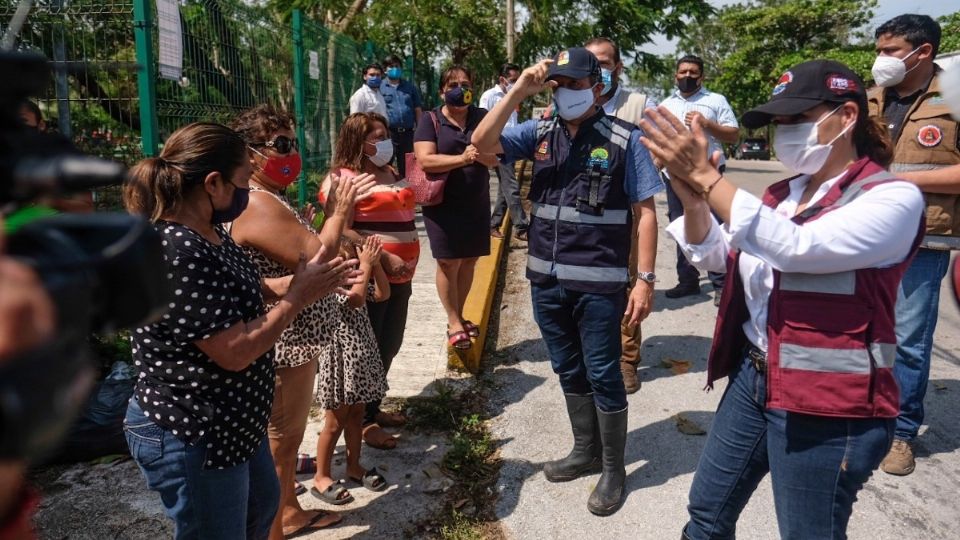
[390,128,415,178]
[490,162,528,231]
[664,170,726,290]
[364,280,413,425]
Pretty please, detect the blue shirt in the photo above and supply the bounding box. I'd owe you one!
[660,86,738,170]
[381,79,423,129]
[499,116,663,204]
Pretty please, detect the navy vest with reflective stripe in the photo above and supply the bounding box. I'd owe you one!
[526,110,633,293]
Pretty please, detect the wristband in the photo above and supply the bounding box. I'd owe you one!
[700,174,724,200]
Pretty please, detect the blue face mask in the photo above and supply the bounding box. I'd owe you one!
[600,68,614,96]
[386,67,402,80]
[444,86,474,107]
[366,76,382,89]
[209,180,250,224]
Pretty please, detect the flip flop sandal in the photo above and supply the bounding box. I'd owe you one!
[462,320,480,338]
[283,510,341,538]
[294,481,307,496]
[309,482,354,505]
[363,423,398,450]
[348,467,388,492]
[447,330,472,350]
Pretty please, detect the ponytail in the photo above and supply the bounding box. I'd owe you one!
[853,110,894,169]
[123,122,246,222]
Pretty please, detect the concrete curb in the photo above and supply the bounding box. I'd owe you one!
[446,215,511,372]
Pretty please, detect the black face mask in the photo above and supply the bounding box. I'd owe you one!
[677,76,701,94]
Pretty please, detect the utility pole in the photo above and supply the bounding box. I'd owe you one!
[506,0,515,62]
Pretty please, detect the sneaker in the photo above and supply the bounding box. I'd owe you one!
[664,283,700,299]
[881,438,916,476]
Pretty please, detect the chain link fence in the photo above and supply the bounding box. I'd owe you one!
[2,0,434,208]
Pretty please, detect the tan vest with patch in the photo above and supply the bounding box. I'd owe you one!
[868,70,960,237]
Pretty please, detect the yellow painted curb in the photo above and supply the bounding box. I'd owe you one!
[447,215,510,372]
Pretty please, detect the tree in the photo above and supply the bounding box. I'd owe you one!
[940,12,960,55]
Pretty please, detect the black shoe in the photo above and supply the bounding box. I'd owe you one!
[543,394,602,482]
[587,407,628,516]
[713,292,722,307]
[664,283,700,299]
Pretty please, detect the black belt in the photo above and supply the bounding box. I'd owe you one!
[746,344,767,373]
[391,127,413,133]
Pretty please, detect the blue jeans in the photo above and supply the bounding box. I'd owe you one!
[124,399,279,540]
[531,279,627,412]
[893,248,950,441]
[685,354,894,540]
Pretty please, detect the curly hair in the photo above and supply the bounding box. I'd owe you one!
[229,104,295,145]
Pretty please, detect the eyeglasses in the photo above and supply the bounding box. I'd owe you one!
[445,82,472,91]
[252,135,298,154]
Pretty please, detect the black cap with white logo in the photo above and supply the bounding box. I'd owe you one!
[741,60,868,129]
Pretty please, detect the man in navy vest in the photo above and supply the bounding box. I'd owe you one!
[473,48,662,516]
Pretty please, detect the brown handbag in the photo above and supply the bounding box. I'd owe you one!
[405,111,448,206]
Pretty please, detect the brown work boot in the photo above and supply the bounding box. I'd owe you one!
[621,361,640,394]
[881,438,915,476]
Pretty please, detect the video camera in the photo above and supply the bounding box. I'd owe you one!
[0,51,170,462]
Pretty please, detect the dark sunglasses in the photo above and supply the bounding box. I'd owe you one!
[446,82,472,90]
[253,135,298,154]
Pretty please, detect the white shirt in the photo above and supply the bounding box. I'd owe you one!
[660,87,737,170]
[479,84,518,127]
[349,84,389,121]
[665,173,924,352]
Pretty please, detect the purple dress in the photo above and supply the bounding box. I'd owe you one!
[414,106,491,260]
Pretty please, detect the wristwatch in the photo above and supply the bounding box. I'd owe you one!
[638,271,656,284]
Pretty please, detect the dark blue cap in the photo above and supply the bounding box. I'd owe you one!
[547,47,601,82]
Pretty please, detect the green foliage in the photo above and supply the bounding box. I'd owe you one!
[439,511,485,540]
[676,0,879,121]
[940,12,960,55]
[442,414,493,480]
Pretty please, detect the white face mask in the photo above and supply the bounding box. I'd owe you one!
[773,105,853,175]
[871,47,921,88]
[553,86,596,121]
[367,139,394,167]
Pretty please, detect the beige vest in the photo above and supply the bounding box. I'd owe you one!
[868,70,960,238]
[610,89,649,127]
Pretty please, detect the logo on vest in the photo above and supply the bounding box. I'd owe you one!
[588,147,609,169]
[557,51,570,66]
[918,124,943,147]
[535,140,550,160]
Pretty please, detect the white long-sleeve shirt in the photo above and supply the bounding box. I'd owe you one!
[349,84,389,121]
[665,172,924,352]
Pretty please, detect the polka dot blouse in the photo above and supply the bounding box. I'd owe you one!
[131,221,274,469]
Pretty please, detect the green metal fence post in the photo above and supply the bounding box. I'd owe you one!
[133,0,159,157]
[292,9,307,208]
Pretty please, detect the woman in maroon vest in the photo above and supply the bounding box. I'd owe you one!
[640,60,925,539]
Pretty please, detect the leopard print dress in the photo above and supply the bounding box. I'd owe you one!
[231,187,338,369]
[315,289,388,410]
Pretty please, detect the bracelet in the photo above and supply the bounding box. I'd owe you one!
[700,174,724,200]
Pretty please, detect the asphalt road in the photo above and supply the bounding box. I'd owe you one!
[489,159,960,539]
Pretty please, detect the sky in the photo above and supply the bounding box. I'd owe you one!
[647,0,960,56]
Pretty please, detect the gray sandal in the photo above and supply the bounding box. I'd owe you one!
[309,482,354,505]
[348,467,387,492]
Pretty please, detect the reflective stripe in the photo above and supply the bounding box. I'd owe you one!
[831,172,896,207]
[537,118,557,138]
[531,203,630,225]
[594,120,629,150]
[527,255,554,275]
[527,255,628,283]
[870,342,896,369]
[890,162,948,173]
[779,271,855,295]
[780,344,871,373]
[921,235,960,250]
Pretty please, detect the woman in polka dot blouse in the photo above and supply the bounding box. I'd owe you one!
[121,122,358,540]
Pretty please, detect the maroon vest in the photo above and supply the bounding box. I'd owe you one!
[708,157,924,418]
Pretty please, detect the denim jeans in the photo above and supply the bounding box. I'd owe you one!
[685,354,894,540]
[664,172,725,290]
[893,248,950,441]
[490,162,528,231]
[124,398,279,540]
[531,279,627,412]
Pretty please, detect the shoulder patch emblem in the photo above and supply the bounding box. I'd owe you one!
[535,140,550,160]
[557,51,570,66]
[588,147,610,169]
[918,124,943,147]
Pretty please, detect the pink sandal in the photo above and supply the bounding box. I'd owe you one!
[447,330,472,350]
